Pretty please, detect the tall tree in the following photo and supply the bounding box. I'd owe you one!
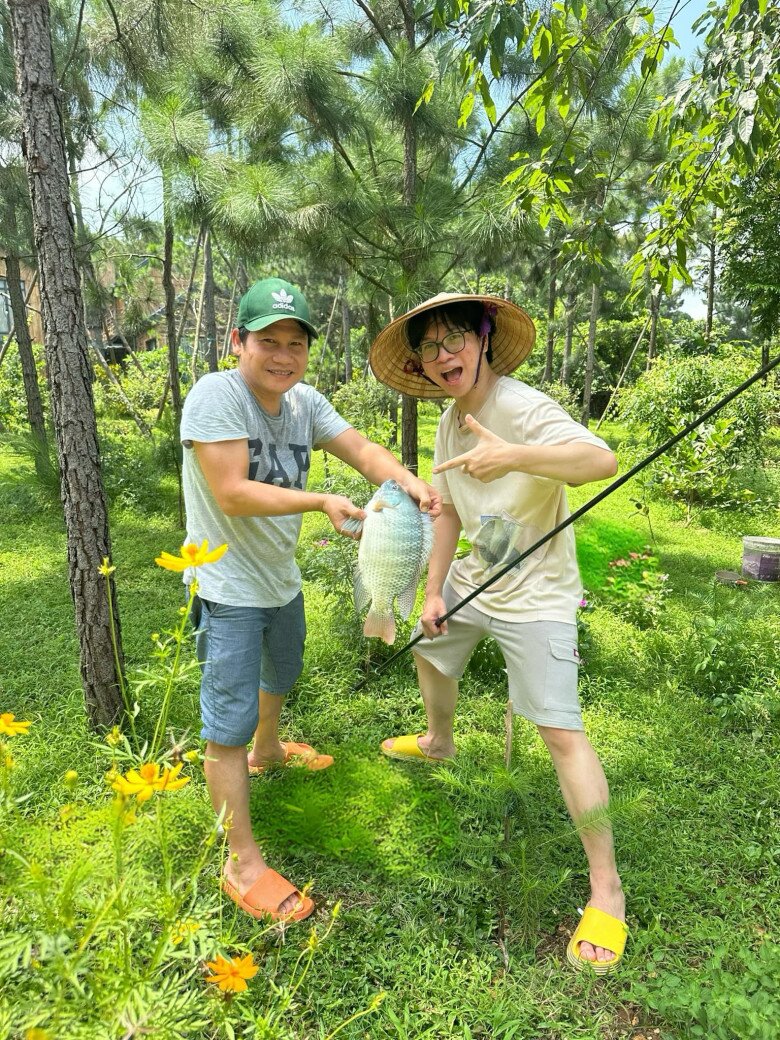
[0,162,48,470]
[8,0,124,729]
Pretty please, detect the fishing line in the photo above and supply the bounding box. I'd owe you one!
[353,351,780,692]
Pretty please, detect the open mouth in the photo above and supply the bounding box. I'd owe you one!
[441,367,463,384]
[267,369,294,377]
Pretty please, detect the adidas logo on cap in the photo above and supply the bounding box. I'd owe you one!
[272,289,295,311]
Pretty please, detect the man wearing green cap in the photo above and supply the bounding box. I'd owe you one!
[180,277,439,923]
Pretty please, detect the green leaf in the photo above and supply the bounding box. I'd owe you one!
[724,0,742,30]
[478,76,497,124]
[458,92,476,128]
[414,80,435,114]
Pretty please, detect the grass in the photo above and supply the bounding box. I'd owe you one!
[1,414,779,1040]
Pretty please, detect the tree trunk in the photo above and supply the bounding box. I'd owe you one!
[647,290,660,368]
[398,6,419,474]
[162,173,182,427]
[543,249,558,384]
[705,237,716,340]
[0,271,38,365]
[202,227,218,373]
[5,250,48,466]
[67,143,105,355]
[8,0,124,730]
[342,289,352,382]
[580,280,600,427]
[562,287,575,385]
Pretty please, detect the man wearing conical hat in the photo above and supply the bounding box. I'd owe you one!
[370,292,628,973]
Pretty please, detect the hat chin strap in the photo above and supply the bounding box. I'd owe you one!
[471,336,488,392]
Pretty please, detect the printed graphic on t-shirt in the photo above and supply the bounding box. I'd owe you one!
[473,513,549,574]
[247,439,311,489]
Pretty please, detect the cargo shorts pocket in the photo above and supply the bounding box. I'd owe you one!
[543,637,580,711]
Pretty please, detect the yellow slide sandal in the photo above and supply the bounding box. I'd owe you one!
[566,906,629,975]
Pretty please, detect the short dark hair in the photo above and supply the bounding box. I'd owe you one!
[407,301,494,362]
[237,322,311,346]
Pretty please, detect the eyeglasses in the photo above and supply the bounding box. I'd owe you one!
[415,331,467,363]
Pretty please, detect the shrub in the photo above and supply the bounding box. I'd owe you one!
[595,549,670,628]
[619,352,778,462]
[618,352,779,514]
[330,377,398,448]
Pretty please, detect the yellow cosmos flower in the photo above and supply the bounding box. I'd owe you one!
[25,1028,51,1040]
[155,541,228,573]
[64,770,78,790]
[0,713,31,737]
[204,953,258,993]
[111,762,190,803]
[171,918,201,945]
[98,557,116,577]
[105,725,122,747]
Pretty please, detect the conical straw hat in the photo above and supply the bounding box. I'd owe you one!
[369,292,536,399]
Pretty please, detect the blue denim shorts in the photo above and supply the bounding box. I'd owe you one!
[194,592,306,747]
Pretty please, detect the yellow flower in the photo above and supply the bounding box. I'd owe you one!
[157,762,190,793]
[64,770,78,790]
[98,557,116,577]
[0,713,31,737]
[25,1028,51,1040]
[184,749,200,763]
[204,953,258,993]
[4,753,15,770]
[171,918,201,945]
[155,541,228,573]
[111,762,190,803]
[105,726,122,747]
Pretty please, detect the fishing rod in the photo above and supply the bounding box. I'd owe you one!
[353,350,780,692]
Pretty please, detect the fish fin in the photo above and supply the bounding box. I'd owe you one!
[353,566,372,614]
[341,517,364,536]
[396,578,420,621]
[363,608,396,645]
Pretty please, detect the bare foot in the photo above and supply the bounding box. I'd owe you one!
[247,741,287,771]
[577,882,625,962]
[224,850,303,918]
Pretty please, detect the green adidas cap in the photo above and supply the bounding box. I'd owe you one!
[237,277,318,339]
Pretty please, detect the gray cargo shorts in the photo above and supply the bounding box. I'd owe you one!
[411,583,584,731]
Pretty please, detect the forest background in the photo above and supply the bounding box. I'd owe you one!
[0,0,779,1037]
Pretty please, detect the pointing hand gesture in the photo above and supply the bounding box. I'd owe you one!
[432,414,514,483]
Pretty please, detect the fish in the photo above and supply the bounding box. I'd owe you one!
[346,479,434,644]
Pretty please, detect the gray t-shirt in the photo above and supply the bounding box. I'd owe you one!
[180,369,351,607]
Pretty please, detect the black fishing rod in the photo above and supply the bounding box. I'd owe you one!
[353,351,780,692]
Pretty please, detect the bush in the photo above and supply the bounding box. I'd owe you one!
[330,377,398,448]
[618,352,779,514]
[619,352,778,462]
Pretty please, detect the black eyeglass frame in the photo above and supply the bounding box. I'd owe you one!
[414,330,470,364]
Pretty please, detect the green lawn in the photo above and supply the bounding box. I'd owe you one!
[1,419,779,1040]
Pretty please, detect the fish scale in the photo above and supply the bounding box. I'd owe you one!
[351,480,433,644]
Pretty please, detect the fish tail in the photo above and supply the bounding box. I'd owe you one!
[363,607,396,645]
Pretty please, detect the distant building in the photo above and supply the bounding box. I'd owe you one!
[0,257,43,344]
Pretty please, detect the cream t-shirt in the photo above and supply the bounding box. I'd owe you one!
[432,376,612,623]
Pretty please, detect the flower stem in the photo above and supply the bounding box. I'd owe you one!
[103,570,137,746]
[149,586,196,759]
